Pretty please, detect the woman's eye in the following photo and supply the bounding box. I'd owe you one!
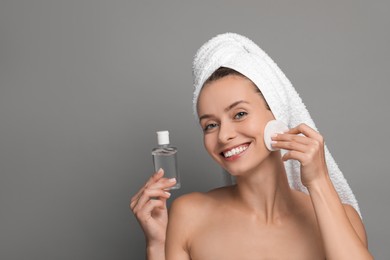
[234,111,248,119]
[204,123,218,131]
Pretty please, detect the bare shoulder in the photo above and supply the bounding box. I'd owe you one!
[170,186,232,216]
[343,204,368,247]
[166,186,232,255]
[168,186,234,230]
[168,192,208,220]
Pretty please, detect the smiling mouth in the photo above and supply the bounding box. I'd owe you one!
[221,143,250,158]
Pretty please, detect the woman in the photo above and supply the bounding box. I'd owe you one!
[130,33,372,259]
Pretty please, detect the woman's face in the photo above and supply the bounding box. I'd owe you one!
[197,75,275,176]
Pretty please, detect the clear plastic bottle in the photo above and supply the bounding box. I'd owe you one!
[152,131,180,189]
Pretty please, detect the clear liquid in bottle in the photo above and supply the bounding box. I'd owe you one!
[152,131,180,189]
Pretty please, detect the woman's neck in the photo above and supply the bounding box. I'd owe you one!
[233,151,296,224]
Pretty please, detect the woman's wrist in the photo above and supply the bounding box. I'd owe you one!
[146,240,165,260]
[305,173,332,193]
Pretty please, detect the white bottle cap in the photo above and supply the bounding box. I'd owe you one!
[157,131,170,145]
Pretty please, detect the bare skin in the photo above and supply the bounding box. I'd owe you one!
[167,187,325,260]
[131,74,372,259]
[165,75,372,259]
[130,169,177,259]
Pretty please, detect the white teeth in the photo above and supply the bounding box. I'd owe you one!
[223,145,248,158]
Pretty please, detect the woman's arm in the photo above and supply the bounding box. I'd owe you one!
[307,175,371,259]
[271,123,373,259]
[146,242,165,260]
[130,169,177,260]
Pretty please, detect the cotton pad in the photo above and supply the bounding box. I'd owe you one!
[263,120,289,151]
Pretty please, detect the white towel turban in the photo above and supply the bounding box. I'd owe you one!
[192,32,361,218]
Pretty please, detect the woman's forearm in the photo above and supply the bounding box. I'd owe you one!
[146,242,165,260]
[307,175,373,260]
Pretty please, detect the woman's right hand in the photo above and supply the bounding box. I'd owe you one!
[130,168,177,246]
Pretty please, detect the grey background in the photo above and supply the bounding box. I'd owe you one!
[0,0,388,259]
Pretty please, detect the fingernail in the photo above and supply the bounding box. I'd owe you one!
[168,178,176,183]
[271,141,277,145]
[271,133,278,138]
[158,168,163,174]
[164,191,171,197]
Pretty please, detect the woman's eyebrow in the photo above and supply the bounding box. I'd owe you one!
[224,100,249,112]
[199,100,249,122]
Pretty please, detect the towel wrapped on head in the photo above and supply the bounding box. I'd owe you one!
[192,32,361,218]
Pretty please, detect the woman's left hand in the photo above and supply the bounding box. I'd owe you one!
[271,123,329,188]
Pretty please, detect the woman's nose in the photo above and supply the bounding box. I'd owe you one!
[218,121,236,144]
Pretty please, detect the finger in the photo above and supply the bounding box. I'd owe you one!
[271,140,308,153]
[147,177,177,191]
[135,199,165,221]
[145,198,166,212]
[281,150,307,163]
[271,133,311,145]
[131,169,164,204]
[131,188,171,211]
[131,191,170,213]
[145,168,165,188]
[130,177,176,211]
[284,123,324,142]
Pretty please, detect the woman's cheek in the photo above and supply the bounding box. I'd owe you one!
[203,135,214,156]
[244,118,262,135]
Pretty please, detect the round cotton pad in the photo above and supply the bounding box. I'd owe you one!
[263,120,289,151]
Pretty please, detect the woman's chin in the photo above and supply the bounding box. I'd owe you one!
[224,168,249,178]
